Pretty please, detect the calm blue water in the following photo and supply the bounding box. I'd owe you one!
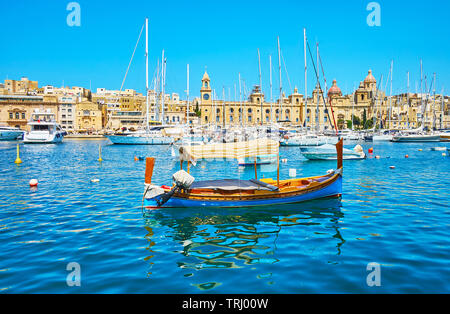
[0,139,449,293]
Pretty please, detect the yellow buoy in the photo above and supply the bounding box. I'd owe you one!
[98,144,103,162]
[442,153,447,157]
[14,144,22,164]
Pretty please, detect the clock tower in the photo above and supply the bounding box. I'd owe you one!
[200,70,212,105]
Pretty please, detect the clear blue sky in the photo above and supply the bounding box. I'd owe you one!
[1,0,449,99]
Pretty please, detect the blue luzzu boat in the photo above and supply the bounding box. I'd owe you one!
[143,138,343,209]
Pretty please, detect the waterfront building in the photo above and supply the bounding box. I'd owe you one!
[75,101,103,133]
[0,94,60,130]
[4,77,39,95]
[198,70,305,127]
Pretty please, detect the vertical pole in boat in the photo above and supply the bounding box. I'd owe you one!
[277,36,283,120]
[304,28,307,129]
[269,55,273,124]
[258,48,263,125]
[186,63,189,125]
[336,138,343,170]
[14,144,22,164]
[145,157,155,184]
[239,73,242,127]
[161,50,165,124]
[254,157,258,180]
[407,71,410,129]
[276,154,280,187]
[180,160,183,170]
[98,144,103,162]
[145,18,149,131]
[187,161,190,174]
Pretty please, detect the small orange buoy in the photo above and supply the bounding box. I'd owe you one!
[405,155,409,158]
[29,179,38,187]
[134,156,139,161]
[368,147,374,154]
[389,166,395,169]
[418,149,423,151]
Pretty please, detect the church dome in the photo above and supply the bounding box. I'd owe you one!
[328,79,342,97]
[364,70,376,84]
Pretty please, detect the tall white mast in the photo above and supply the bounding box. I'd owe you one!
[277,36,283,121]
[420,59,423,129]
[257,48,263,125]
[389,60,393,130]
[303,28,308,129]
[316,42,320,132]
[186,63,189,125]
[432,73,436,130]
[239,73,242,126]
[222,86,226,128]
[407,71,410,129]
[441,88,444,130]
[269,55,273,124]
[145,18,149,131]
[160,50,165,124]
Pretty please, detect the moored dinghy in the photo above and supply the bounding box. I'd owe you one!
[142,138,344,209]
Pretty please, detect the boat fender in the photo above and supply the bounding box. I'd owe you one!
[353,145,363,153]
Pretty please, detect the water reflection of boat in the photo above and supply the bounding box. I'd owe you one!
[143,197,345,272]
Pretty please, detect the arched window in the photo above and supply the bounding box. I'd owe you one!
[248,108,252,113]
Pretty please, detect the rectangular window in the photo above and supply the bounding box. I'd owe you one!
[22,113,25,119]
[9,113,13,119]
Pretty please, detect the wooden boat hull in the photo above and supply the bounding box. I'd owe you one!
[144,171,342,209]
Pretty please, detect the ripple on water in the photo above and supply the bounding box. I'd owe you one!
[0,140,449,293]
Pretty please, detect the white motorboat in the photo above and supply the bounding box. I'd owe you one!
[280,134,328,147]
[107,127,174,145]
[300,144,366,160]
[23,109,65,144]
[430,147,447,151]
[0,125,25,141]
[391,134,441,142]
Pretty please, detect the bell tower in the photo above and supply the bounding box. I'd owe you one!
[200,69,212,105]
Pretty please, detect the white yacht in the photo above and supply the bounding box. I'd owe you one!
[23,109,65,144]
[300,144,366,160]
[0,125,25,141]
